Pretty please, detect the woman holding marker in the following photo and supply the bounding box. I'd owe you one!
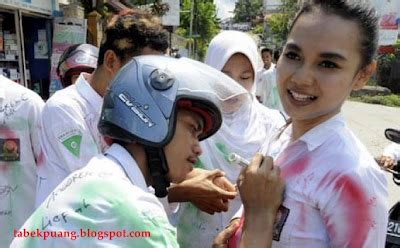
[216,1,388,247]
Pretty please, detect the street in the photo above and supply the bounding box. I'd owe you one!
[342,100,400,207]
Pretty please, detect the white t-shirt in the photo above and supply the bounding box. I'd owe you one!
[0,76,44,247]
[256,66,286,115]
[383,142,400,162]
[11,144,178,248]
[35,73,107,206]
[233,113,388,247]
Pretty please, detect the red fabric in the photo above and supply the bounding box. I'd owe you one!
[177,100,213,135]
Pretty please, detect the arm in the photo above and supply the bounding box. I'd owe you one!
[238,154,284,248]
[36,100,101,205]
[40,100,100,171]
[320,173,388,247]
[212,154,284,248]
[240,212,276,248]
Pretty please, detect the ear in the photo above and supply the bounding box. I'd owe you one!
[352,60,377,90]
[103,50,122,75]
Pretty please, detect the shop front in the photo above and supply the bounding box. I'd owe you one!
[0,0,56,99]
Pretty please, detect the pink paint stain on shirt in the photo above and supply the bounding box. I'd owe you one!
[325,174,372,247]
[227,211,244,248]
[280,155,310,179]
[0,125,18,139]
[36,150,44,167]
[298,203,307,232]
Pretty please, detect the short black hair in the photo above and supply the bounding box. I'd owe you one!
[98,8,169,66]
[261,47,272,55]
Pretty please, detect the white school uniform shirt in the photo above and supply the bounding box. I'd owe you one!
[11,143,179,248]
[35,73,107,206]
[256,66,286,115]
[263,113,388,247]
[0,76,44,248]
[232,114,389,248]
[256,65,274,97]
[383,142,400,162]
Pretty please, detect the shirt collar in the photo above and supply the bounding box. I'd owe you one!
[75,73,103,114]
[104,143,148,192]
[298,113,345,151]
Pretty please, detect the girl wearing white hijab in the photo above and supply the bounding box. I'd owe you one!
[175,30,286,248]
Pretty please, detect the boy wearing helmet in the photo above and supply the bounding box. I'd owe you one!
[11,56,284,247]
[56,43,99,88]
[36,9,237,217]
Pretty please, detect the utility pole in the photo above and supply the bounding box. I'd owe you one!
[193,0,198,60]
[189,0,194,57]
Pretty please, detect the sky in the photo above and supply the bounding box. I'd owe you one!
[214,0,236,19]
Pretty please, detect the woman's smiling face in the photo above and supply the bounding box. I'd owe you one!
[277,10,373,124]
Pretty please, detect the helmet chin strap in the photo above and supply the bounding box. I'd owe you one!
[144,147,170,198]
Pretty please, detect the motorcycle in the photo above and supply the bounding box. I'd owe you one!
[384,128,400,248]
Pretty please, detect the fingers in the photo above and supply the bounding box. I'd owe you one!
[194,201,217,215]
[212,219,240,248]
[199,206,216,215]
[214,186,237,200]
[248,153,264,171]
[208,169,225,179]
[270,164,281,177]
[259,155,273,171]
[384,159,395,169]
[206,198,229,212]
[383,159,390,168]
[214,176,236,192]
[193,199,229,214]
[378,156,396,169]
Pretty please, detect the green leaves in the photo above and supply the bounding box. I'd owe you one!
[265,0,299,44]
[233,0,262,23]
[179,0,220,59]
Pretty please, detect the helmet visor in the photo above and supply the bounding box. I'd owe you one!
[138,56,252,114]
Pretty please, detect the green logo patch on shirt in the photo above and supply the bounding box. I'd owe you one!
[58,129,82,158]
[62,135,82,157]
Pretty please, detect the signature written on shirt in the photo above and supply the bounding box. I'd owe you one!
[0,185,18,197]
[0,93,28,120]
[46,171,114,209]
[42,198,90,230]
[0,185,18,216]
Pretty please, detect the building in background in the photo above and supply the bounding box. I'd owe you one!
[0,0,59,98]
[263,0,282,13]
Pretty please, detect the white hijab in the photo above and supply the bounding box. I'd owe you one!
[204,30,261,96]
[175,31,286,248]
[199,30,285,182]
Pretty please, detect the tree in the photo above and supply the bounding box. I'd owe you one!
[127,0,169,16]
[78,0,168,17]
[233,0,262,23]
[265,0,299,45]
[177,0,220,59]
